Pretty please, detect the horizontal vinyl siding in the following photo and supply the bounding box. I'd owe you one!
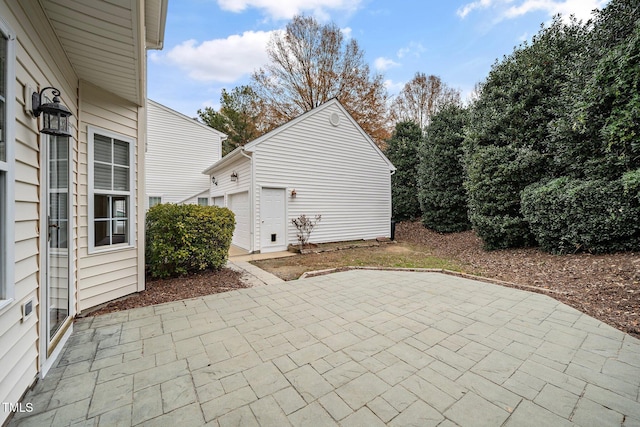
[77,82,139,312]
[253,102,392,247]
[0,2,79,424]
[146,101,222,206]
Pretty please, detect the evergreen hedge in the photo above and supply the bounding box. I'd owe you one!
[145,204,235,279]
[521,177,640,254]
[464,145,546,249]
[385,121,424,220]
[419,105,470,233]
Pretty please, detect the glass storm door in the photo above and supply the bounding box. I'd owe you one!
[46,135,71,347]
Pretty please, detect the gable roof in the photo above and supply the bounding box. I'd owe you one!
[203,98,395,174]
[148,100,228,139]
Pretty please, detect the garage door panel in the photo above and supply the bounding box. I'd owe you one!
[229,191,249,250]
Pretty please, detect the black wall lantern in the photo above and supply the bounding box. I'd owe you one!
[230,171,238,182]
[31,87,72,137]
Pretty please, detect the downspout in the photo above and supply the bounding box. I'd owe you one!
[240,147,254,252]
[390,169,395,238]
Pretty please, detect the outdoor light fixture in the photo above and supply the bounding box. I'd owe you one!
[31,86,72,137]
[211,176,217,186]
[290,189,297,198]
[230,171,238,182]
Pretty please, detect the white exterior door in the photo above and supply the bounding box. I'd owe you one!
[41,135,73,373]
[228,191,250,250]
[261,188,286,253]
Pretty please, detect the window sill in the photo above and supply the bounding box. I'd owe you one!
[0,298,15,315]
[88,243,135,255]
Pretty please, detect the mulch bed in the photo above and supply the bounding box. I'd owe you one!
[396,221,640,339]
[85,268,247,317]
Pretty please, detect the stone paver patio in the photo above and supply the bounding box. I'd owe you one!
[8,270,640,426]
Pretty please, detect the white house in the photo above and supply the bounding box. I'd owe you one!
[146,100,226,208]
[203,98,396,253]
[0,1,167,424]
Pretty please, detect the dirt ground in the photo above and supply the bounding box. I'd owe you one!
[87,221,639,339]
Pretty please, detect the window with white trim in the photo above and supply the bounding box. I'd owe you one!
[89,127,134,251]
[0,20,14,304]
[197,197,209,206]
[148,196,162,208]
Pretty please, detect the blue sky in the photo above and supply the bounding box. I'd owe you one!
[148,0,609,118]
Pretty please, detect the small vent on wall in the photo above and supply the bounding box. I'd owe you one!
[271,234,277,242]
[329,112,340,127]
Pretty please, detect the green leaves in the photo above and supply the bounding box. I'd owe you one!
[385,121,424,220]
[418,105,470,233]
[522,178,640,254]
[462,0,640,253]
[145,204,235,279]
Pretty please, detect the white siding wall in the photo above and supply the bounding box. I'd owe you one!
[181,189,210,205]
[0,2,79,423]
[146,101,223,206]
[77,82,143,312]
[253,102,392,248]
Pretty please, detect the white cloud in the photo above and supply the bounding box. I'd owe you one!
[160,31,276,83]
[341,27,353,40]
[374,57,399,71]
[457,0,494,19]
[457,0,609,21]
[504,0,609,22]
[384,79,404,94]
[216,0,363,20]
[397,42,426,59]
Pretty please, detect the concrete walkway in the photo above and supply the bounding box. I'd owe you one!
[9,270,640,426]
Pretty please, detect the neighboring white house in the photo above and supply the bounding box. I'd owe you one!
[203,98,396,253]
[0,1,167,424]
[146,100,226,208]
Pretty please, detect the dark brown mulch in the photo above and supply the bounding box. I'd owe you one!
[396,221,640,339]
[85,268,247,317]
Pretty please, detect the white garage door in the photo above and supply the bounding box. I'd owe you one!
[228,191,250,250]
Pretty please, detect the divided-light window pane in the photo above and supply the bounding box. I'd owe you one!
[113,166,128,191]
[94,134,112,163]
[94,163,112,190]
[114,140,129,165]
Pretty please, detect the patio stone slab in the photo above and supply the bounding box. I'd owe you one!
[8,270,640,426]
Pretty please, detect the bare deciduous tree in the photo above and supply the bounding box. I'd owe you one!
[251,15,390,147]
[390,72,461,130]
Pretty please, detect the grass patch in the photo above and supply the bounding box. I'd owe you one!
[251,243,463,281]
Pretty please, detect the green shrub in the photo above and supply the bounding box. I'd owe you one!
[622,168,640,201]
[464,145,546,249]
[385,121,424,220]
[419,105,470,233]
[521,177,640,254]
[146,204,235,279]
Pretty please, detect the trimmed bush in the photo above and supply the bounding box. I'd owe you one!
[419,105,470,233]
[521,177,640,254]
[464,145,546,249]
[146,204,235,278]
